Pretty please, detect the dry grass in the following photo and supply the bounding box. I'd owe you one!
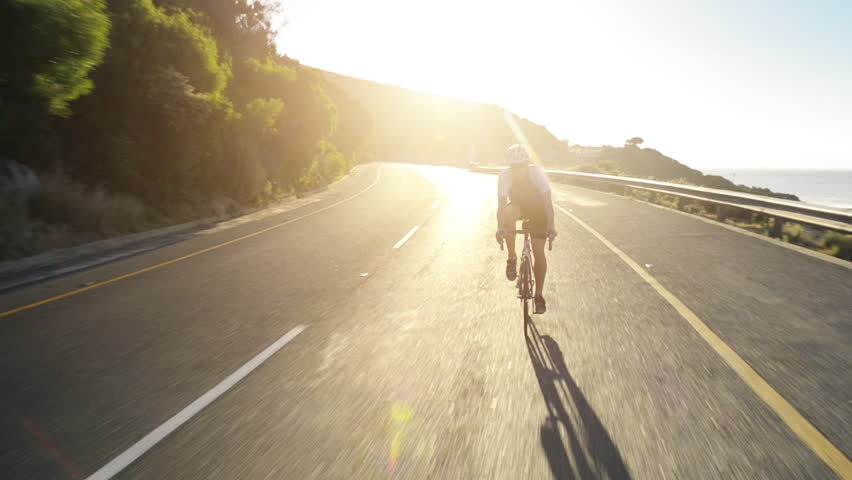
[2,174,157,261]
[0,204,94,261]
[1,173,248,263]
[31,174,154,236]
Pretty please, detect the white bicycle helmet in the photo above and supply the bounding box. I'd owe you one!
[506,144,530,164]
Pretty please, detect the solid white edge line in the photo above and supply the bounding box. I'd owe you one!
[85,325,308,480]
[393,226,421,249]
[431,200,441,211]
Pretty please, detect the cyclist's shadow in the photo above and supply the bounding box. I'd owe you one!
[525,316,632,480]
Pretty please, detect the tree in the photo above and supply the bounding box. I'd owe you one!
[0,0,110,118]
[65,0,233,206]
[625,137,644,148]
[155,0,278,60]
[326,81,372,165]
[0,0,110,166]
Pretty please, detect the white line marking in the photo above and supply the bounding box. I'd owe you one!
[430,200,441,211]
[393,226,421,249]
[85,325,308,480]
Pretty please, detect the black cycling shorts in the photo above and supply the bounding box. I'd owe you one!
[509,201,547,239]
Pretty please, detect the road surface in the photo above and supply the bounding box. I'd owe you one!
[1,163,850,479]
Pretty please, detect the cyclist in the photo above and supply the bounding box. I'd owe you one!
[495,144,557,314]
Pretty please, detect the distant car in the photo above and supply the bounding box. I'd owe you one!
[468,161,480,171]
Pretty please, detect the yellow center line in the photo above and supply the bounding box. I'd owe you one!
[555,204,851,479]
[0,167,382,319]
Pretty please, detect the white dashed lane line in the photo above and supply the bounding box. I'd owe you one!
[393,197,440,250]
[393,226,422,250]
[84,326,308,480]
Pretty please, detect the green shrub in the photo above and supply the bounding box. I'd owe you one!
[629,189,652,201]
[654,193,679,208]
[783,223,804,244]
[596,160,623,176]
[575,164,603,174]
[683,202,706,215]
[0,0,110,118]
[822,232,852,261]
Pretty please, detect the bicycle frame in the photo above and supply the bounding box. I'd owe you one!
[516,231,535,313]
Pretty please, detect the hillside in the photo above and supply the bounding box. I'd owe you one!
[321,70,798,200]
[595,146,798,200]
[320,71,568,166]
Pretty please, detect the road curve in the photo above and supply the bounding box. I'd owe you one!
[0,163,849,479]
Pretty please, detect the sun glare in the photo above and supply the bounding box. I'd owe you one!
[277,0,852,169]
[503,111,542,166]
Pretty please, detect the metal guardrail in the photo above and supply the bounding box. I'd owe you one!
[471,166,852,236]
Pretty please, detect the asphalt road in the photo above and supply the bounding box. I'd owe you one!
[0,163,850,479]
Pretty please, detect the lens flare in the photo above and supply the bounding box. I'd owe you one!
[387,402,413,475]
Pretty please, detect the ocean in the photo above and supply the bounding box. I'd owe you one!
[703,169,852,211]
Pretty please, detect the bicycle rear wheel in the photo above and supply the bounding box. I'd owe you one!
[521,259,533,317]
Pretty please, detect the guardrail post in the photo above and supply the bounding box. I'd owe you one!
[771,217,785,238]
[717,206,728,223]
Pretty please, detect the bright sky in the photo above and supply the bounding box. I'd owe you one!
[274,0,852,170]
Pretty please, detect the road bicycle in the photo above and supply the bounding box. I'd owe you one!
[499,220,553,320]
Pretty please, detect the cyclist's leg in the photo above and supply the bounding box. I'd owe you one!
[531,238,547,297]
[503,203,521,259]
[528,203,548,299]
